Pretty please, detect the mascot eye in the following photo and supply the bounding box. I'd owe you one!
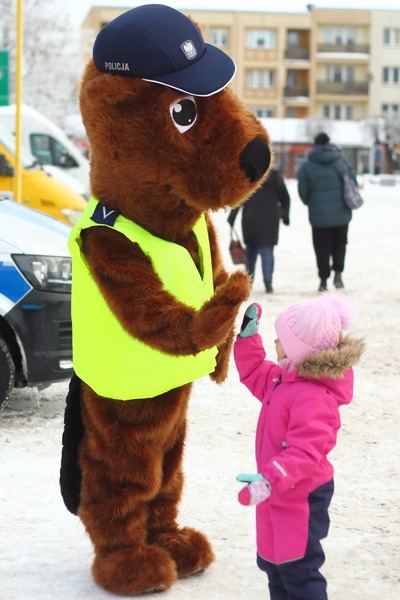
[169,96,197,133]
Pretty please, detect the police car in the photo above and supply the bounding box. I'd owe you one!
[0,194,73,409]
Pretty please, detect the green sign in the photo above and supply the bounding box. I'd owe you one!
[0,51,9,106]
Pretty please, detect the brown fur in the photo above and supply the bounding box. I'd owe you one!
[75,55,271,595]
[297,334,365,379]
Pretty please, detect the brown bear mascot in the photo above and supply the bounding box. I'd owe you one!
[60,4,271,596]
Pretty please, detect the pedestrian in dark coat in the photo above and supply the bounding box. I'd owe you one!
[297,132,358,292]
[228,167,290,293]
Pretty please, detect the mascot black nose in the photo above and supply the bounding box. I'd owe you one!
[239,137,271,183]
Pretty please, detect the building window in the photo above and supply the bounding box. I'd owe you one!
[323,27,355,45]
[288,31,300,49]
[246,29,277,49]
[326,65,354,83]
[383,28,400,46]
[383,67,400,84]
[210,27,229,47]
[323,104,353,120]
[246,69,275,89]
[251,107,275,118]
[287,71,298,87]
[382,104,400,116]
[286,108,297,118]
[345,105,353,119]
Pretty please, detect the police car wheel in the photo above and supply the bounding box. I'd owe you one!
[0,337,15,410]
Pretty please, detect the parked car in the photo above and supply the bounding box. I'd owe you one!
[0,123,87,225]
[0,195,73,409]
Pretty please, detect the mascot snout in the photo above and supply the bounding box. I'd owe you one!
[239,136,271,183]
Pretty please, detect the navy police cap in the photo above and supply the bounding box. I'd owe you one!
[92,4,236,97]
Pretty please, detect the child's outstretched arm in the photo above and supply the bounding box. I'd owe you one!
[234,303,275,402]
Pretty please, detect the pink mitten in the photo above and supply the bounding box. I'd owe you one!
[238,480,271,506]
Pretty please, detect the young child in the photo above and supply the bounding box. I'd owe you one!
[234,295,364,600]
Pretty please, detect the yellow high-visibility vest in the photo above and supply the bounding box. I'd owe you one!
[68,197,217,400]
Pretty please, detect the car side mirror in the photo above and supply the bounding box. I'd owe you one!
[0,154,14,177]
[58,152,78,169]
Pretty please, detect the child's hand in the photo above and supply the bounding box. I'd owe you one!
[239,303,262,338]
[236,473,271,506]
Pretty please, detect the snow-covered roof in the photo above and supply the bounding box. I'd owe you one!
[260,118,375,148]
[316,52,370,60]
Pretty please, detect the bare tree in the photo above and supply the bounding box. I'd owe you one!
[0,0,81,125]
[304,118,332,143]
[365,116,400,174]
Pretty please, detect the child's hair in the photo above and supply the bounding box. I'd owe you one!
[275,294,356,366]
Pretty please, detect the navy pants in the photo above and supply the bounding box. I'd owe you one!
[312,226,348,280]
[257,480,334,600]
[246,244,274,285]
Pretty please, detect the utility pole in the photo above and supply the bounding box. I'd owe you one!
[14,0,23,203]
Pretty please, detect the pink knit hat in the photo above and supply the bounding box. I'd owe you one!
[275,294,356,366]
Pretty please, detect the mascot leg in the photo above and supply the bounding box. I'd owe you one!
[147,399,215,578]
[77,383,211,595]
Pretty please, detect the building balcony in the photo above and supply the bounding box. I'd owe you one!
[317,42,370,54]
[316,81,369,95]
[284,48,310,61]
[284,85,309,98]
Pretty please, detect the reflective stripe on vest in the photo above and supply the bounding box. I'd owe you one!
[68,196,217,400]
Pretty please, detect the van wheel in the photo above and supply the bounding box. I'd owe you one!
[0,337,15,410]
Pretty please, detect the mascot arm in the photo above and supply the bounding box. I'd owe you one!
[82,227,250,357]
[205,216,248,383]
[205,214,230,289]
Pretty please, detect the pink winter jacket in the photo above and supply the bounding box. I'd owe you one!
[234,332,363,564]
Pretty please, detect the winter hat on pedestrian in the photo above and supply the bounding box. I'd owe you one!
[314,132,330,145]
[92,4,236,97]
[275,294,356,366]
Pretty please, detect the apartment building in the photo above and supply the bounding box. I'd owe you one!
[80,6,400,173]
[81,6,400,119]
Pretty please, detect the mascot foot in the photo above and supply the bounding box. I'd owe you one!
[92,545,177,595]
[150,526,215,579]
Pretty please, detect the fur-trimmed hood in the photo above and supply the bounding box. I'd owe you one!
[297,334,365,380]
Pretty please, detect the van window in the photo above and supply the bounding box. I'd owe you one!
[30,133,79,168]
[0,125,37,168]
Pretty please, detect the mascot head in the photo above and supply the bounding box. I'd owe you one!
[80,4,271,234]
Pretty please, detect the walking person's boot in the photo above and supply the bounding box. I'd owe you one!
[318,279,328,292]
[333,272,344,289]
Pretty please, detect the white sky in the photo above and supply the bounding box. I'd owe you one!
[65,0,400,28]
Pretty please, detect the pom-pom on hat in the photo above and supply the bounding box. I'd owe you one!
[92,4,236,97]
[275,294,356,366]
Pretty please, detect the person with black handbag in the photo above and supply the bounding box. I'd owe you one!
[228,167,290,293]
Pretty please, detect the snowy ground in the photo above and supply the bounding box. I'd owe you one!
[1,178,399,599]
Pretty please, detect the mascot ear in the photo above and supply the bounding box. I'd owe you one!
[80,61,140,106]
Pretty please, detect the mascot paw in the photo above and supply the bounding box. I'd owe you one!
[150,527,215,579]
[92,545,177,595]
[220,270,251,305]
[194,271,251,350]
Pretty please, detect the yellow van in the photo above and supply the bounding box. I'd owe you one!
[0,125,87,225]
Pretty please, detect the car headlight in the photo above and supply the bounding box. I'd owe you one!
[61,208,83,225]
[12,255,72,293]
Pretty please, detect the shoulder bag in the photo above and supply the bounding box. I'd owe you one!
[229,227,246,265]
[341,164,364,210]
